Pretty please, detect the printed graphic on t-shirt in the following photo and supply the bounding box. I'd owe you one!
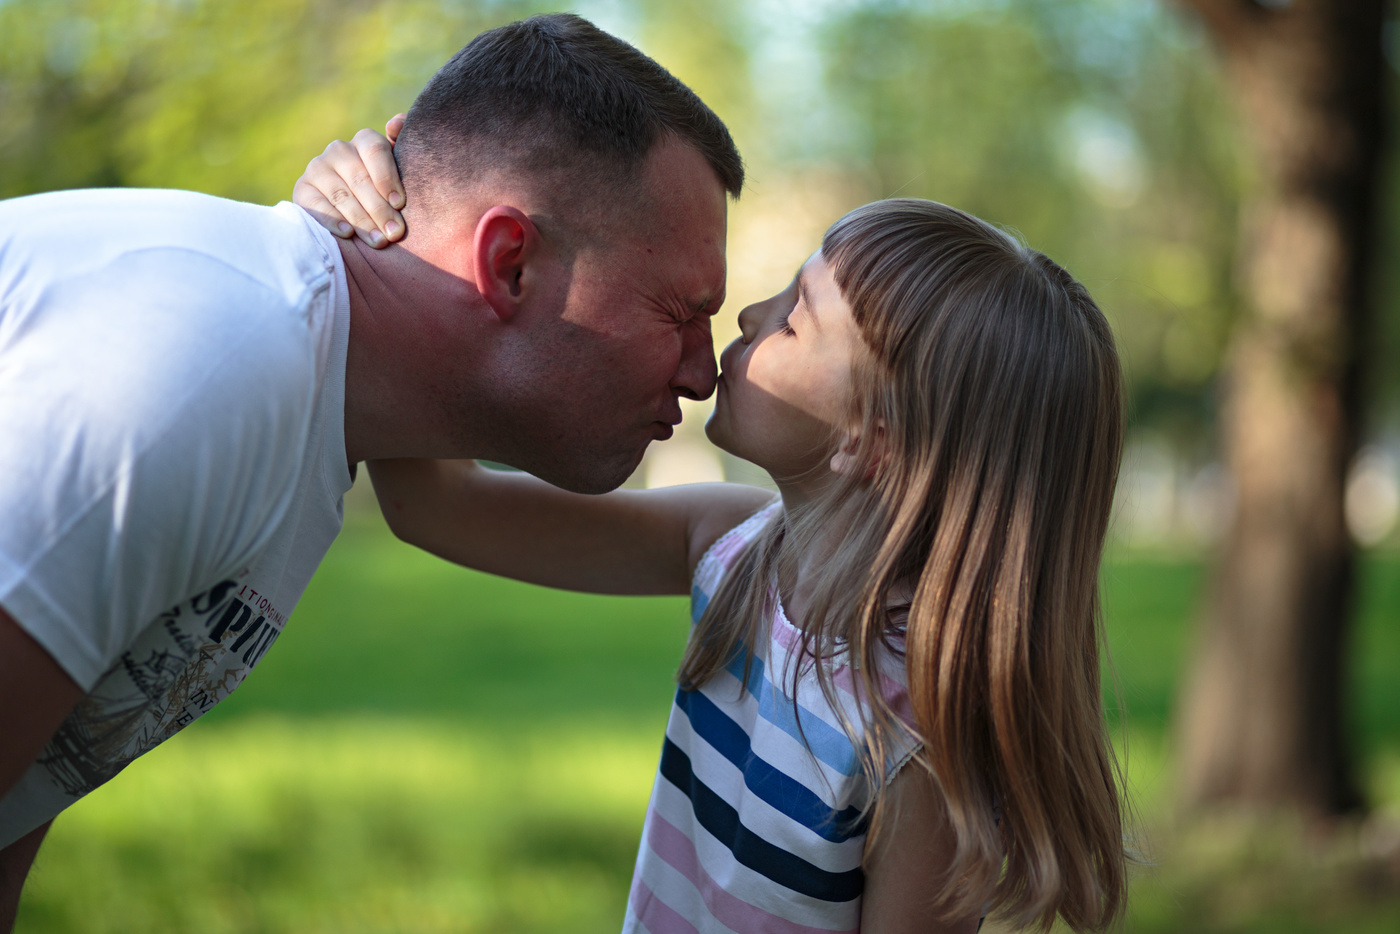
[38,575,285,797]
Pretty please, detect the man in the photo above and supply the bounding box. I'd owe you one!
[0,13,740,927]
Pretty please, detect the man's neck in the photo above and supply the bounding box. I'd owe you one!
[338,235,487,466]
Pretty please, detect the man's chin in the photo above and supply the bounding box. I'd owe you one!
[533,443,648,495]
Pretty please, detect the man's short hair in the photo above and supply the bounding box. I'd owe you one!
[396,13,743,223]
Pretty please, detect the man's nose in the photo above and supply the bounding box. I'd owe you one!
[717,335,741,377]
[672,326,718,401]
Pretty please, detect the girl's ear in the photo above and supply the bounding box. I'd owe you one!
[830,421,887,480]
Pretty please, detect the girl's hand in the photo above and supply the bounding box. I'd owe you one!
[293,113,408,248]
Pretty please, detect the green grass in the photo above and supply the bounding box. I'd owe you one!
[21,721,656,934]
[15,514,1400,933]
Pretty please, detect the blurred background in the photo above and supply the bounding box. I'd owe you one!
[4,0,1400,931]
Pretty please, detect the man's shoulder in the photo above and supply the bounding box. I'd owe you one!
[0,188,294,241]
[0,188,338,311]
[0,187,304,235]
[0,189,345,463]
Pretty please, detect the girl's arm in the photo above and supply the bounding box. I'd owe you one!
[861,764,982,934]
[292,116,407,248]
[369,459,775,596]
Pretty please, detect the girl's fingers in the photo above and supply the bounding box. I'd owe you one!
[291,175,355,239]
[308,137,402,248]
[297,142,385,246]
[327,134,403,246]
[289,119,408,248]
[350,127,407,228]
[385,113,407,146]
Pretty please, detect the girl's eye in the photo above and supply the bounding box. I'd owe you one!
[777,312,795,336]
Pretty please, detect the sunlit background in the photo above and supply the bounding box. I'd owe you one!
[3,0,1400,931]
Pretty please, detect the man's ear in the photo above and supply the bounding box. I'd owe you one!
[472,206,541,322]
[831,421,887,480]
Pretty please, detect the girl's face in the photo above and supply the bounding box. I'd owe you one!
[706,251,864,487]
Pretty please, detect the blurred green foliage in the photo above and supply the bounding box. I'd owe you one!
[821,0,1247,440]
[3,0,1396,429]
[0,0,531,199]
[0,0,1229,439]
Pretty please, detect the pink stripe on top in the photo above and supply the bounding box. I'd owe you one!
[705,521,756,570]
[630,877,702,934]
[646,812,859,934]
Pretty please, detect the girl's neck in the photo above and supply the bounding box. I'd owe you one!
[772,473,913,634]
[773,476,841,629]
[777,551,825,631]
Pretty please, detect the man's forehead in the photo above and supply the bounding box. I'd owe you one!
[640,140,728,225]
[591,140,727,304]
[628,204,726,291]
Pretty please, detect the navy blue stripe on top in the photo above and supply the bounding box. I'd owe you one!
[658,735,866,903]
[674,687,865,843]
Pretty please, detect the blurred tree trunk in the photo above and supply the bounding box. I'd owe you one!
[1174,0,1387,813]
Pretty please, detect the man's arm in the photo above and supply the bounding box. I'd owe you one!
[0,607,82,802]
[0,609,71,934]
[0,820,51,934]
[369,459,774,596]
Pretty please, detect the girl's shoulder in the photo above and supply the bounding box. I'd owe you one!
[691,498,782,597]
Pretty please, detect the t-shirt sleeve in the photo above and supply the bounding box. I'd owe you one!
[0,248,328,690]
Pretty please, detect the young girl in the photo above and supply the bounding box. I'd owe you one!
[296,146,1129,933]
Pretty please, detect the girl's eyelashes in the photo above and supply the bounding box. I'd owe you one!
[776,311,795,336]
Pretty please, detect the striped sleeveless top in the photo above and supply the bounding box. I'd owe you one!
[623,503,922,934]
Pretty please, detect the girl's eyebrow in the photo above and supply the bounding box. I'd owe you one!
[796,270,822,332]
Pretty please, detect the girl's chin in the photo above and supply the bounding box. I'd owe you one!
[703,417,745,462]
[702,412,724,446]
[703,426,784,481]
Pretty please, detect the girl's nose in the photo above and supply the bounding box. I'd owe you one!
[736,302,761,344]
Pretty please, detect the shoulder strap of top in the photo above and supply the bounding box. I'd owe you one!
[690,500,781,623]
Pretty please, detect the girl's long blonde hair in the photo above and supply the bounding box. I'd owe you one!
[678,199,1127,931]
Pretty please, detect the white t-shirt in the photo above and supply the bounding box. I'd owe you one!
[0,189,353,846]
